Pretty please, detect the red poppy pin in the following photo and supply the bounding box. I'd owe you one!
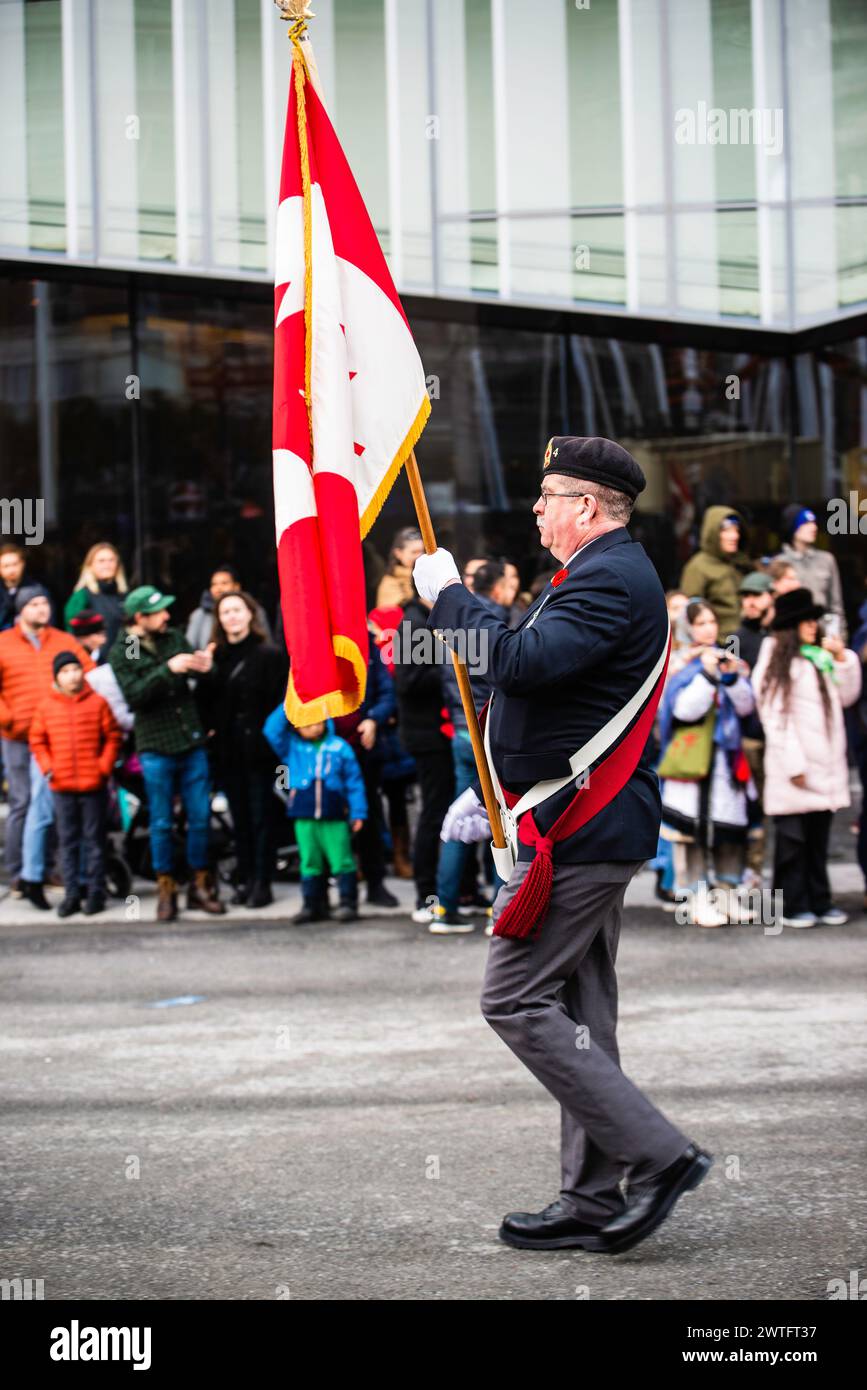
[551,568,569,587]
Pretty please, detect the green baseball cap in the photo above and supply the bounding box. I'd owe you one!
[123,584,176,619]
[739,571,773,595]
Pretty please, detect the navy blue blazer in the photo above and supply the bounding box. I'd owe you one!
[427,528,669,864]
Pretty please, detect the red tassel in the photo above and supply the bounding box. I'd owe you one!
[493,836,555,938]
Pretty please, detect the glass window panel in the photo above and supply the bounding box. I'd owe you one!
[464,0,495,216]
[710,0,756,202]
[0,275,134,599]
[134,0,176,263]
[831,0,867,198]
[137,287,275,616]
[208,0,242,268]
[205,0,268,272]
[333,0,389,256]
[0,0,29,254]
[24,0,65,253]
[235,0,266,272]
[95,0,139,261]
[793,204,838,321]
[440,220,498,296]
[674,211,721,318]
[716,207,759,318]
[836,204,867,308]
[508,216,577,303]
[633,212,668,312]
[569,215,625,307]
[394,0,432,289]
[565,0,622,209]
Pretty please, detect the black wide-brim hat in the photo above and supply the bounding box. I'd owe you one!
[771,586,826,630]
[542,436,646,500]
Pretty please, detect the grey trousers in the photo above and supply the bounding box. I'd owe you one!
[481,858,690,1224]
[2,736,32,881]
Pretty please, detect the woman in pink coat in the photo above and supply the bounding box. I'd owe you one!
[752,587,862,928]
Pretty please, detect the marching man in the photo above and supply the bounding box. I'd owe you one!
[414,436,713,1255]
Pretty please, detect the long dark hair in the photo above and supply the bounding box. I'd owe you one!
[213,590,267,647]
[760,626,833,731]
[386,527,422,575]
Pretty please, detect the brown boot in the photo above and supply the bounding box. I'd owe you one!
[187,868,226,915]
[156,873,178,922]
[391,825,414,879]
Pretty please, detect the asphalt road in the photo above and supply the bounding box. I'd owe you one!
[1,891,865,1301]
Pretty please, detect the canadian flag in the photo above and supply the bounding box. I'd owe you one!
[273,43,430,725]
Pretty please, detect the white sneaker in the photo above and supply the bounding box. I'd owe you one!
[484,921,494,937]
[690,903,730,928]
[818,907,848,926]
[429,917,475,935]
[411,906,434,925]
[781,911,818,928]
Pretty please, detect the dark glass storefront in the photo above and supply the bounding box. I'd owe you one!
[1,265,865,633]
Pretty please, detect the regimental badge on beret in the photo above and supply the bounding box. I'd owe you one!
[539,436,646,500]
[543,438,560,469]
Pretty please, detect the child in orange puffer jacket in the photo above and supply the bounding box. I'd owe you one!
[29,651,123,918]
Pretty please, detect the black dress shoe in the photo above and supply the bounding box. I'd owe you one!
[230,883,250,906]
[57,896,82,919]
[247,881,273,909]
[499,1200,611,1251]
[83,894,106,916]
[600,1144,713,1254]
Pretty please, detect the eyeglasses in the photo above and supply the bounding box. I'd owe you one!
[536,491,588,509]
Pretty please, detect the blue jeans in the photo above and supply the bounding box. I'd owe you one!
[138,747,211,875]
[649,835,675,891]
[22,754,54,881]
[436,732,503,914]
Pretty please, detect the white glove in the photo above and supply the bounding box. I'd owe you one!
[413,548,461,604]
[440,785,492,844]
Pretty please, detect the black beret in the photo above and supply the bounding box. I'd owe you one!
[542,436,646,500]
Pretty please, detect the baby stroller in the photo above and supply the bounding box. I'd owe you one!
[104,740,239,899]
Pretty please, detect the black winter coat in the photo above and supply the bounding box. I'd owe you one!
[201,635,288,773]
[392,598,451,756]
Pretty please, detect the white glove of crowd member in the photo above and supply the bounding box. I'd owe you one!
[441,786,492,844]
[413,548,461,604]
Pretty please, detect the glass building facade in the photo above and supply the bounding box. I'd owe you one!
[1,0,866,624]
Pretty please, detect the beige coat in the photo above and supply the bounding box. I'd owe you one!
[376,565,414,608]
[752,640,861,815]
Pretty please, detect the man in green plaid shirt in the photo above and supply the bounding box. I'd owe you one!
[109,585,226,921]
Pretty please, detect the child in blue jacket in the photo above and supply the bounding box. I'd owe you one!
[263,709,367,922]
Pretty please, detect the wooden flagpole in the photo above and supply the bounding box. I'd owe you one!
[405,451,507,851]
